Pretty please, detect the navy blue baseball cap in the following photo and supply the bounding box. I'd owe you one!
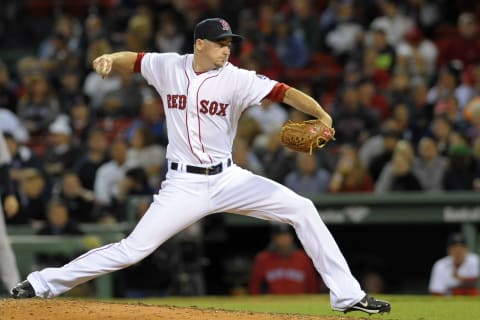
[194,18,243,43]
[447,233,467,247]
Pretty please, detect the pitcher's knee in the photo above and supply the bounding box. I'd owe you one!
[292,196,317,213]
[289,197,319,223]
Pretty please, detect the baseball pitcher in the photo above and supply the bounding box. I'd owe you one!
[12,18,390,315]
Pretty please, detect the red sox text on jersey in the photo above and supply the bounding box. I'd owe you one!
[166,94,229,116]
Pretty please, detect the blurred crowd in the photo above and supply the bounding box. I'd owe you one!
[1,0,480,227]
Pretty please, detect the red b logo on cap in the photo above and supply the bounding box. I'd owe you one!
[219,19,230,31]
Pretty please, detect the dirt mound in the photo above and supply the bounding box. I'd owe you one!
[0,299,364,320]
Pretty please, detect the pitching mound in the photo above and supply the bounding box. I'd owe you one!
[0,299,366,320]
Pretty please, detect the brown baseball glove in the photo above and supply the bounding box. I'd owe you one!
[280,119,335,154]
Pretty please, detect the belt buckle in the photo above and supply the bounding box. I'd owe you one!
[204,167,210,175]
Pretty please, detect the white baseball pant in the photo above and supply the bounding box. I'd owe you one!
[27,162,364,308]
[0,202,21,291]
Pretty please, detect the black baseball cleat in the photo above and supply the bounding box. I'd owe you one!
[11,280,36,299]
[333,295,391,314]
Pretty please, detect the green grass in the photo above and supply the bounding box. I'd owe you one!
[120,294,480,320]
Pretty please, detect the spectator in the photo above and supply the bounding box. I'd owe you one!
[463,97,480,142]
[124,10,153,53]
[329,144,374,193]
[359,118,401,170]
[155,15,186,53]
[438,12,480,69]
[390,102,417,142]
[69,99,94,147]
[248,223,321,295]
[271,15,308,69]
[412,137,448,191]
[232,138,265,175]
[395,26,438,80]
[256,3,276,44]
[246,100,288,137]
[0,108,30,144]
[37,200,83,236]
[37,14,81,60]
[0,60,18,113]
[4,133,45,187]
[333,84,379,145]
[403,0,441,38]
[125,96,168,147]
[433,95,466,131]
[17,74,60,135]
[236,115,262,149]
[289,0,322,54]
[370,26,396,72]
[94,138,136,221]
[375,140,422,192]
[257,129,296,183]
[427,62,464,109]
[8,168,49,224]
[38,31,79,85]
[126,125,166,189]
[284,153,330,197]
[99,72,143,118]
[43,116,82,181]
[429,233,479,296]
[388,72,413,107]
[442,144,478,190]
[15,56,41,99]
[239,35,283,81]
[410,79,435,130]
[57,70,84,113]
[357,77,389,120]
[117,167,154,205]
[368,128,402,182]
[59,171,96,223]
[325,0,364,58]
[360,47,391,89]
[81,13,105,51]
[74,129,109,191]
[370,0,414,45]
[430,115,454,156]
[458,64,480,111]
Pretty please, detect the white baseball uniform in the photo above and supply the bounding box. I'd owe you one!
[429,253,479,295]
[26,53,365,308]
[0,129,21,291]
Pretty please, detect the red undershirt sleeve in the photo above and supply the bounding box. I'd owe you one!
[133,52,146,73]
[264,82,291,102]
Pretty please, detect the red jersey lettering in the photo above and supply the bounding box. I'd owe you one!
[209,101,218,115]
[179,95,186,110]
[217,103,229,116]
[200,99,209,113]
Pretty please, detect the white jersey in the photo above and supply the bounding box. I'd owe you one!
[141,53,277,165]
[429,253,479,295]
